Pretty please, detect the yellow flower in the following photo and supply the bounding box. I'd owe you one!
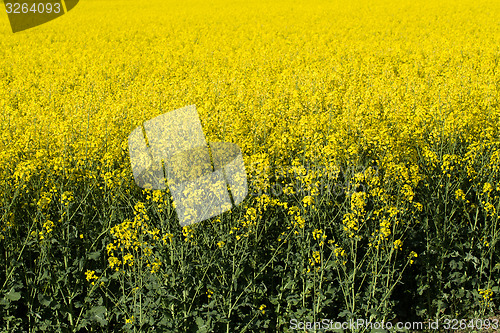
[61,191,74,207]
[85,270,99,285]
[182,225,194,242]
[162,233,173,245]
[108,256,121,271]
[478,288,493,300]
[455,189,466,201]
[312,229,327,246]
[482,182,493,195]
[401,184,414,202]
[409,251,418,264]
[259,304,266,314]
[123,253,134,267]
[333,244,346,258]
[293,215,305,229]
[149,258,162,273]
[302,195,314,208]
[309,251,321,266]
[37,192,52,210]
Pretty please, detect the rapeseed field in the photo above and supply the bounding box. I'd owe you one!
[1,0,499,331]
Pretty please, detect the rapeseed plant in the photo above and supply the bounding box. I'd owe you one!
[1,0,499,330]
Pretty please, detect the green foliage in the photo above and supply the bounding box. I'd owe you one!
[1,133,499,333]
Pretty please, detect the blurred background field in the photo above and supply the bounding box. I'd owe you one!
[1,0,500,331]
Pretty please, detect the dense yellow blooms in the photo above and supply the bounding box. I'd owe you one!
[85,270,99,286]
[1,0,499,322]
[478,288,494,307]
[107,202,163,273]
[307,250,322,273]
[312,229,327,246]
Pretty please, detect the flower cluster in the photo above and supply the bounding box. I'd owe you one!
[107,202,162,274]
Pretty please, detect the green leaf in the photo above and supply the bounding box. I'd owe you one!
[88,251,101,261]
[195,317,207,331]
[5,290,21,302]
[38,293,51,307]
[90,305,108,326]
